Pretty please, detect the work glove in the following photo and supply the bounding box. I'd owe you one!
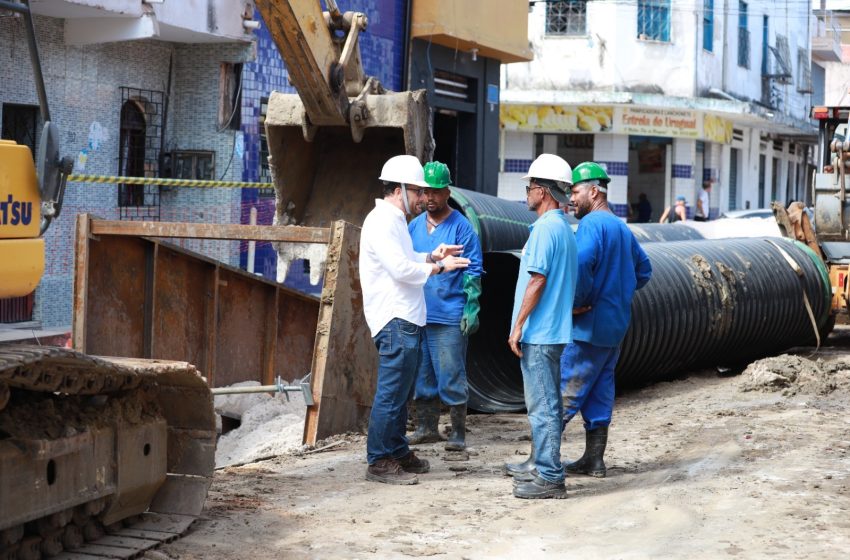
[460,274,482,336]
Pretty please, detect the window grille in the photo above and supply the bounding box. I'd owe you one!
[545,1,587,36]
[737,1,749,68]
[797,49,812,93]
[118,87,163,221]
[703,0,714,52]
[637,0,671,42]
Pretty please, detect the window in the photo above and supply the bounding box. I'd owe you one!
[117,87,163,220]
[219,62,243,131]
[638,0,671,42]
[737,1,749,68]
[703,0,714,52]
[545,1,587,36]
[729,148,740,211]
[258,96,274,197]
[797,48,812,93]
[171,151,215,180]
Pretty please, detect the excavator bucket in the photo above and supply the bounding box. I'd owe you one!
[265,89,432,280]
[265,89,433,229]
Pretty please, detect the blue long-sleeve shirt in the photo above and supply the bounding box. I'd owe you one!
[409,210,484,325]
[573,211,652,347]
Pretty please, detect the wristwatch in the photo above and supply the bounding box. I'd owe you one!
[436,260,445,274]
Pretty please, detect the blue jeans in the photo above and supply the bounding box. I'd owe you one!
[414,324,468,406]
[521,342,566,483]
[560,341,619,431]
[366,318,422,465]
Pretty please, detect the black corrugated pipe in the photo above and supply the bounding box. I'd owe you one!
[450,187,702,249]
[466,238,830,413]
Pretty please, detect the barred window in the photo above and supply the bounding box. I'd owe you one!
[546,1,587,36]
[737,1,749,68]
[637,0,671,42]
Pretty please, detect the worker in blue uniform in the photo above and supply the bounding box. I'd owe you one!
[560,161,652,477]
[407,161,484,451]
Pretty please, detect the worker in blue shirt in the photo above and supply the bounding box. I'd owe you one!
[504,154,577,500]
[408,161,484,451]
[561,161,652,478]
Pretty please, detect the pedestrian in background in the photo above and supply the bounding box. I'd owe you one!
[559,162,651,478]
[359,155,470,485]
[503,153,577,500]
[695,181,712,221]
[407,161,484,451]
[659,195,687,223]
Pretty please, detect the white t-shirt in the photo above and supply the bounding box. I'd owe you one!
[697,189,709,218]
[359,199,432,337]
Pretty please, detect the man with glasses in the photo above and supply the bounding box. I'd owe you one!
[407,161,484,452]
[360,155,470,485]
[558,161,651,478]
[505,153,577,499]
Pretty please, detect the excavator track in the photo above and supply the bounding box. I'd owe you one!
[0,344,215,559]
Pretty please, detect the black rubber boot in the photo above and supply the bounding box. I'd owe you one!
[563,426,608,478]
[503,447,536,477]
[408,398,443,444]
[512,475,567,499]
[445,405,467,451]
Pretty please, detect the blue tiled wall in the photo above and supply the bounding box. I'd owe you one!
[598,161,628,176]
[610,203,629,218]
[504,158,533,173]
[672,164,693,179]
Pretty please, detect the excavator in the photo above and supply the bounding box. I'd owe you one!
[1,0,430,557]
[775,105,850,327]
[0,3,215,559]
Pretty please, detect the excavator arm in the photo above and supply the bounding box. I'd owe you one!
[255,0,433,282]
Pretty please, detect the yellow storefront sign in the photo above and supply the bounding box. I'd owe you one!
[618,107,701,138]
[501,104,734,144]
[500,105,614,133]
[703,114,734,144]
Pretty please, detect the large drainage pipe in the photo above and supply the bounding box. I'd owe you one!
[466,238,830,413]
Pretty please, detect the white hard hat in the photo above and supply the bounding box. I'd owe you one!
[379,155,429,187]
[522,154,573,185]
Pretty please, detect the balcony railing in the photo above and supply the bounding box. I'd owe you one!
[812,10,842,62]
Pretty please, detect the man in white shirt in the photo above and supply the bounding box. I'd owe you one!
[360,154,470,485]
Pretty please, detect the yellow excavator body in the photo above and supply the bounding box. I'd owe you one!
[0,140,44,298]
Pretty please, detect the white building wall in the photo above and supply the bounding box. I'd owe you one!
[593,134,629,208]
[499,0,814,213]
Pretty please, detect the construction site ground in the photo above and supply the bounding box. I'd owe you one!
[156,328,850,560]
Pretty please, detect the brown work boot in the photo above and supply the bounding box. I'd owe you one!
[397,450,430,474]
[366,458,419,485]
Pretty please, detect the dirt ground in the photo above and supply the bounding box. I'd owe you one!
[157,330,850,560]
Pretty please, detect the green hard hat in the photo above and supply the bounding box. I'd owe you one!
[572,161,610,186]
[423,161,452,188]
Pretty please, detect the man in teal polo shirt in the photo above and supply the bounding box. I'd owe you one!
[505,153,577,500]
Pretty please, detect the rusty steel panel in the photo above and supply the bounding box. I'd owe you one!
[214,270,277,387]
[81,235,149,358]
[73,214,322,394]
[276,293,319,383]
[151,246,216,374]
[304,221,375,444]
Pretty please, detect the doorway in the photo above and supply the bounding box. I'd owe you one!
[627,136,671,223]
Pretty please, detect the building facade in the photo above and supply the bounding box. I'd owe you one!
[499,0,817,222]
[1,0,256,328]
